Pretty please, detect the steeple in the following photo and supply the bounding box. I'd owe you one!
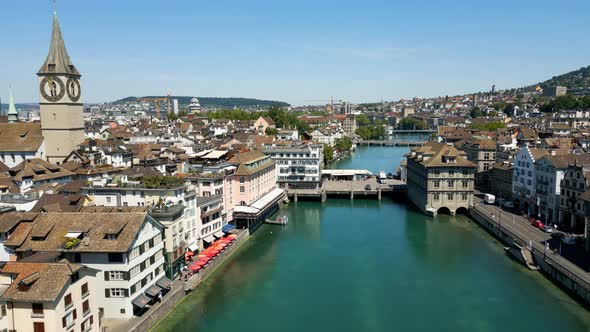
[37,13,80,76]
[7,87,18,123]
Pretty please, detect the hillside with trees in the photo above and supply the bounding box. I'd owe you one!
[115,96,289,109]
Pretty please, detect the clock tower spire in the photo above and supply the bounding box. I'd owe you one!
[37,9,84,163]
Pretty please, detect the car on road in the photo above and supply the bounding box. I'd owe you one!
[543,225,554,233]
[531,219,545,229]
[364,184,371,190]
[551,232,565,240]
[562,236,577,245]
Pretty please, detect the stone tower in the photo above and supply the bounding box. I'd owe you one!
[37,13,84,163]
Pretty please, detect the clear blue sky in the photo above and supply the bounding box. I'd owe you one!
[1,0,589,106]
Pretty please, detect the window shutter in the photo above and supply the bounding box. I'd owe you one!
[90,315,94,324]
[104,271,110,281]
[73,309,77,320]
[130,285,136,294]
[124,271,130,280]
[1,305,5,316]
[105,289,110,298]
[124,289,129,297]
[62,316,67,328]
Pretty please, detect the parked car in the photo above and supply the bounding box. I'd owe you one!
[551,232,565,240]
[531,219,545,229]
[543,225,554,233]
[364,184,371,190]
[501,200,515,209]
[562,236,576,245]
[483,194,495,204]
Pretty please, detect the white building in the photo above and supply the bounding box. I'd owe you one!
[264,144,323,190]
[513,146,548,213]
[4,212,168,319]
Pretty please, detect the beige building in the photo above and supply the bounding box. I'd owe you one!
[559,164,590,232]
[0,261,99,332]
[37,13,85,163]
[405,142,476,216]
[458,136,496,190]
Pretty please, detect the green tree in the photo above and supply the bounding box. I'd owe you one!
[335,137,353,151]
[356,114,370,126]
[398,118,427,130]
[265,127,278,136]
[470,107,483,118]
[323,144,334,164]
[468,121,506,131]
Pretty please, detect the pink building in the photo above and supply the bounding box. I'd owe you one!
[229,150,285,232]
[229,150,277,205]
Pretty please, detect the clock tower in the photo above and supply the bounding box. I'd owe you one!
[37,12,84,163]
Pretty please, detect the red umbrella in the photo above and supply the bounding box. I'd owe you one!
[228,234,237,239]
[197,254,207,259]
[189,264,201,271]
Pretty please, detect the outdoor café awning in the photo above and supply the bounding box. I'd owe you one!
[145,284,161,297]
[222,224,236,233]
[203,235,215,243]
[214,231,224,238]
[156,277,173,289]
[132,293,151,308]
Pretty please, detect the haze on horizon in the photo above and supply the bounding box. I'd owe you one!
[1,0,589,106]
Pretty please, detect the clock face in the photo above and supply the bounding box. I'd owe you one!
[66,77,81,102]
[40,76,65,102]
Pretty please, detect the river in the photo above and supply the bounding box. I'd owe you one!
[153,146,590,332]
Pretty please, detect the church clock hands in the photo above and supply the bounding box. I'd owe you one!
[40,76,65,102]
[66,77,81,102]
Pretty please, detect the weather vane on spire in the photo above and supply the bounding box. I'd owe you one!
[52,0,57,15]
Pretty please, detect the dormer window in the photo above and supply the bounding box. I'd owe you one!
[47,64,55,71]
[105,234,118,240]
[68,65,75,71]
[443,156,456,164]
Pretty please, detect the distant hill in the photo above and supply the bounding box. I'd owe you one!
[519,65,590,93]
[115,96,290,109]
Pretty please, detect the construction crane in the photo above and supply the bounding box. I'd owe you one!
[138,96,171,119]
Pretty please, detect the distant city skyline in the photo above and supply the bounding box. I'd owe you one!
[1,0,589,106]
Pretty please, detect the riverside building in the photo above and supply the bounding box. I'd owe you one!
[405,142,476,216]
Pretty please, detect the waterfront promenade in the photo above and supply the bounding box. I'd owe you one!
[471,204,590,304]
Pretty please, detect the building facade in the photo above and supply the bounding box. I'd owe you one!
[264,144,323,190]
[559,164,590,232]
[405,142,476,216]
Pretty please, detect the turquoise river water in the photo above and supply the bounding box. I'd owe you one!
[153,146,590,332]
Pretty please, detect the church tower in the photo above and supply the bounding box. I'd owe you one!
[37,12,84,163]
[7,87,18,123]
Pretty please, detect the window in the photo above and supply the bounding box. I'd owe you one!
[108,253,123,263]
[64,294,72,309]
[240,186,245,193]
[462,180,468,188]
[447,193,454,200]
[33,322,45,332]
[433,180,440,188]
[449,170,455,176]
[106,197,111,204]
[32,303,43,315]
[62,309,76,329]
[433,193,440,201]
[82,300,90,316]
[461,193,468,201]
[239,177,245,183]
[81,316,93,332]
[109,271,125,281]
[81,283,89,297]
[105,234,118,240]
[109,288,127,298]
[448,180,454,188]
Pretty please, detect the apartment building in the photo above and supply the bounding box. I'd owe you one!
[3,212,168,319]
[405,142,476,216]
[459,137,496,190]
[512,146,548,213]
[82,178,199,253]
[559,164,590,232]
[0,262,99,332]
[264,144,323,190]
[196,196,224,248]
[535,154,590,224]
[489,161,513,201]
